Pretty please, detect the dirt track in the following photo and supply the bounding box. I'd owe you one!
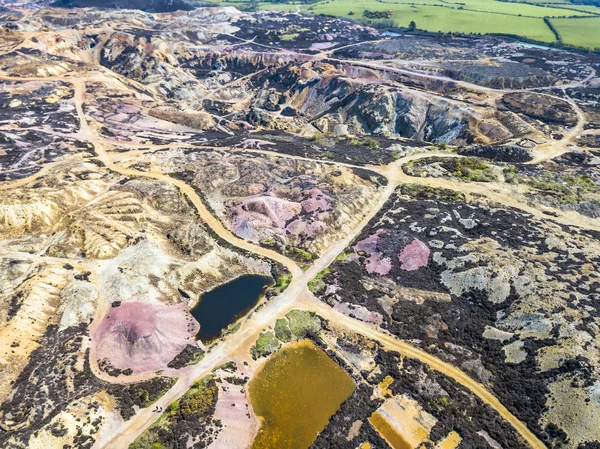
[0,65,575,449]
[69,77,550,448]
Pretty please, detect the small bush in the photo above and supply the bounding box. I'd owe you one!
[275,318,292,342]
[286,310,322,339]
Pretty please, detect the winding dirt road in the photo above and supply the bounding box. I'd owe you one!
[1,54,586,448]
[67,85,550,448]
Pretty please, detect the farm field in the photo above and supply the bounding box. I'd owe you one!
[309,1,557,41]
[2,3,600,449]
[551,16,600,49]
[211,0,600,49]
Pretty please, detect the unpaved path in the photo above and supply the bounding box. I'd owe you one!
[0,70,559,449]
[300,295,547,449]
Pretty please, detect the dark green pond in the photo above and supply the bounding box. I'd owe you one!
[192,274,272,343]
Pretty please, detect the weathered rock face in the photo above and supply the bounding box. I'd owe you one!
[90,22,524,145]
[501,92,578,126]
[283,75,507,144]
[460,144,533,162]
[51,0,194,12]
[442,61,555,89]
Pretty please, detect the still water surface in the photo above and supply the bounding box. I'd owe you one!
[249,340,356,449]
[192,274,272,343]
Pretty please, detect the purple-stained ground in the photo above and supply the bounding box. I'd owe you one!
[228,183,333,243]
[354,229,430,275]
[93,301,199,374]
[398,239,430,271]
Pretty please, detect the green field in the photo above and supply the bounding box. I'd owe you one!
[309,0,558,41]
[210,0,600,50]
[551,16,600,49]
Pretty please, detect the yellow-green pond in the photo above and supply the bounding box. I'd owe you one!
[249,339,356,449]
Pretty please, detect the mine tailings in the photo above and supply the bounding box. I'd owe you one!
[249,339,356,449]
[192,274,273,343]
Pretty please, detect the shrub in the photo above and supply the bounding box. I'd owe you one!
[252,332,281,358]
[274,318,292,342]
[286,310,322,339]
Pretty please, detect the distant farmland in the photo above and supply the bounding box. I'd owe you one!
[209,0,600,50]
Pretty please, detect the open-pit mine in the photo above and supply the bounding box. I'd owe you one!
[0,2,599,449]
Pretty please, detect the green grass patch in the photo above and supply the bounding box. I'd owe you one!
[274,318,292,342]
[308,267,330,293]
[350,136,380,150]
[286,310,322,339]
[284,246,316,269]
[280,32,300,41]
[208,0,600,48]
[275,273,293,290]
[551,17,600,50]
[252,331,281,358]
[405,157,497,182]
[451,158,497,182]
[506,168,600,205]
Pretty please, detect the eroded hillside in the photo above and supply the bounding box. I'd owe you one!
[0,4,599,449]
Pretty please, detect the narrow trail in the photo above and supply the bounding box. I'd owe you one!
[301,296,548,449]
[115,145,600,233]
[93,145,549,449]
[0,71,558,449]
[72,79,303,279]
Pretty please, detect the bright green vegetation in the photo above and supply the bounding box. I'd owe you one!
[279,27,309,41]
[129,376,218,449]
[308,267,330,293]
[208,0,600,49]
[167,345,205,369]
[274,318,292,342]
[450,158,497,182]
[284,245,316,269]
[224,321,242,335]
[310,0,557,41]
[505,168,600,205]
[335,251,350,261]
[213,361,237,373]
[274,273,292,290]
[551,17,600,50]
[400,184,467,202]
[280,32,300,41]
[116,377,177,421]
[350,136,380,150]
[170,378,217,417]
[249,340,356,449]
[251,309,322,358]
[252,331,281,358]
[257,1,297,11]
[260,238,315,270]
[179,350,204,367]
[404,157,497,182]
[286,309,322,338]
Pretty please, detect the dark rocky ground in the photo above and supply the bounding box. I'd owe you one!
[312,325,529,449]
[312,185,600,447]
[0,323,176,448]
